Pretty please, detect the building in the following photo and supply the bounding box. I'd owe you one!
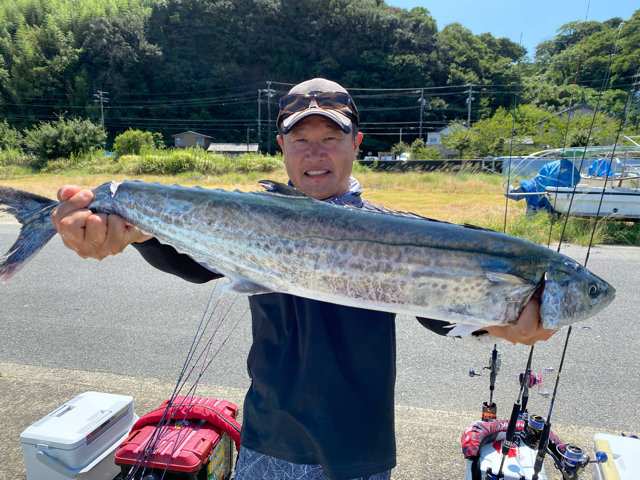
[538,103,617,125]
[172,131,213,149]
[207,143,259,156]
[426,124,469,159]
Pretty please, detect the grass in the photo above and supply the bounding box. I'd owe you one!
[0,161,637,246]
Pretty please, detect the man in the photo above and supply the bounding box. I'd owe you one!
[53,78,553,480]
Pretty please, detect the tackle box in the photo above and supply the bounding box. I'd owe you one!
[115,396,241,480]
[20,391,137,480]
[592,433,640,480]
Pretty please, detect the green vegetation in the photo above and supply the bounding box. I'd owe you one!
[2,163,637,246]
[0,0,636,153]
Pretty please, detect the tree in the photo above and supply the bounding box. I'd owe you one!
[441,122,472,158]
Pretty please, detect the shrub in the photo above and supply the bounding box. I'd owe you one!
[0,120,23,150]
[113,129,157,155]
[23,116,106,169]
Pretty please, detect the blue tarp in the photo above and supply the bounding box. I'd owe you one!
[588,159,614,177]
[507,159,581,213]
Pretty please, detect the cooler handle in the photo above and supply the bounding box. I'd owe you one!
[34,450,76,478]
[35,428,131,477]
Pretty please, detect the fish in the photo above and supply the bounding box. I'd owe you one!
[0,180,615,335]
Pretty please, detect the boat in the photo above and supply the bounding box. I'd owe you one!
[503,137,640,219]
[544,185,640,220]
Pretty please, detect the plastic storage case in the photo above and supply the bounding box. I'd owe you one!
[115,396,240,480]
[20,391,137,480]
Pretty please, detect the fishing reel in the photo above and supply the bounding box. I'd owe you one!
[518,412,608,479]
[518,368,553,399]
[549,443,608,479]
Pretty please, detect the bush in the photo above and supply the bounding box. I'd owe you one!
[0,120,23,150]
[113,129,157,155]
[117,149,283,175]
[23,117,106,169]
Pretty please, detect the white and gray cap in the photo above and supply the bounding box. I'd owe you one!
[276,78,359,134]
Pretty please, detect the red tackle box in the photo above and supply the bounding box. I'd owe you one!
[114,396,241,480]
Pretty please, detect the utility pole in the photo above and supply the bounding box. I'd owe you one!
[465,84,474,127]
[258,84,276,153]
[267,81,273,154]
[93,90,109,130]
[417,89,425,139]
[257,89,262,151]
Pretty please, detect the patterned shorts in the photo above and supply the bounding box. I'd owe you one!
[234,446,392,480]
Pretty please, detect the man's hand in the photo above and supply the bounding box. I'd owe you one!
[51,185,152,260]
[485,297,556,345]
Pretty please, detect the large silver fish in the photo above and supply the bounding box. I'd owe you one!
[0,180,615,334]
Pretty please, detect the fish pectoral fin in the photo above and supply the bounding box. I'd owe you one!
[220,277,273,295]
[258,180,308,198]
[446,324,482,337]
[485,271,528,285]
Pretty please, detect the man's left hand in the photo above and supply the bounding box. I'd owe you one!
[485,297,556,345]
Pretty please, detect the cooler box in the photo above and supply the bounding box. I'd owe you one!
[592,433,640,480]
[115,396,241,480]
[464,439,547,480]
[20,391,137,480]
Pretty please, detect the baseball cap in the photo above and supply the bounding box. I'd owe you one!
[276,78,359,134]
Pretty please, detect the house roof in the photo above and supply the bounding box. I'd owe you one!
[172,131,212,138]
[430,124,468,134]
[539,103,616,124]
[207,143,259,153]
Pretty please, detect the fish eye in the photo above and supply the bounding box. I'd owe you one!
[588,283,600,298]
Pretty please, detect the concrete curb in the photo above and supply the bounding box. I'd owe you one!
[0,362,604,480]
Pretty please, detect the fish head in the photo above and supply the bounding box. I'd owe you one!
[540,259,615,329]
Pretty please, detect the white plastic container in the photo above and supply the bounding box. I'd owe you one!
[20,391,137,480]
[592,433,640,480]
[464,439,547,480]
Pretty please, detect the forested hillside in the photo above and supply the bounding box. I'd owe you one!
[0,0,637,153]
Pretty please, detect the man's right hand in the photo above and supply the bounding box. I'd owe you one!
[51,185,153,260]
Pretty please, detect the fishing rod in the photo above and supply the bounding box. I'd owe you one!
[531,326,571,480]
[556,21,626,252]
[469,344,502,421]
[483,346,534,480]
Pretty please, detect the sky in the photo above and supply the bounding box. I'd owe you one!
[386,0,638,56]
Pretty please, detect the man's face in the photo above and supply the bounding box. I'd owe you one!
[277,115,363,200]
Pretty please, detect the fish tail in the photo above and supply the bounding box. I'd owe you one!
[0,186,58,281]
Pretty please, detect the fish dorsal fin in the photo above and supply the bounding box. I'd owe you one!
[258,180,308,198]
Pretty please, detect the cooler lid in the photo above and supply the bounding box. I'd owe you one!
[20,391,134,450]
[115,419,222,472]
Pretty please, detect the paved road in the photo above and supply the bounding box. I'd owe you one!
[1,222,639,478]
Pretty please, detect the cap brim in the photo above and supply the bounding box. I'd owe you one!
[281,108,353,134]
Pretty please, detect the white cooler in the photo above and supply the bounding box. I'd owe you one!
[592,433,640,480]
[464,439,547,480]
[20,391,137,480]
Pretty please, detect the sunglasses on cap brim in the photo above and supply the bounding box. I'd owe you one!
[278,91,359,121]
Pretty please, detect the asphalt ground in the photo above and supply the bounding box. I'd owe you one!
[0,219,638,479]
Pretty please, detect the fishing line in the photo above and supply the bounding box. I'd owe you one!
[124,285,225,480]
[124,283,246,480]
[545,12,591,248]
[556,22,626,258]
[502,34,523,234]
